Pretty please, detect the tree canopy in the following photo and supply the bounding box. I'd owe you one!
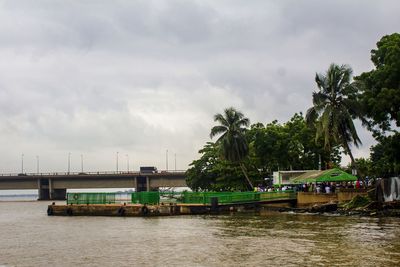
[356,33,400,135]
[306,63,364,176]
[186,113,340,191]
[210,107,253,189]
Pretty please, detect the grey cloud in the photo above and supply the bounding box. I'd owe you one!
[0,0,398,173]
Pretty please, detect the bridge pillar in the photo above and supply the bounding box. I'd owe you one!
[136,176,148,192]
[37,178,66,200]
[37,179,42,200]
[37,178,50,200]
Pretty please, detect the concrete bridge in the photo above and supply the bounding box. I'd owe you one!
[0,171,187,200]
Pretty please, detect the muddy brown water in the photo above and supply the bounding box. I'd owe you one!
[0,201,400,266]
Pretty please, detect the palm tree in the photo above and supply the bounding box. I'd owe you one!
[306,63,365,177]
[210,107,254,189]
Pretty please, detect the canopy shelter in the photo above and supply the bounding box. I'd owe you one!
[290,168,357,184]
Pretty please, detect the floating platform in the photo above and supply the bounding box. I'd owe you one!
[46,202,265,217]
[48,191,297,217]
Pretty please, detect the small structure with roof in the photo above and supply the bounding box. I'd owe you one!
[290,168,357,184]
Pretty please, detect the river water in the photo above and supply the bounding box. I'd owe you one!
[1,201,400,266]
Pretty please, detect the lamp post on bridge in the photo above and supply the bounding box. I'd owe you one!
[36,155,39,174]
[81,154,84,173]
[68,152,71,174]
[166,149,168,171]
[116,151,119,173]
[126,154,129,173]
[21,153,24,174]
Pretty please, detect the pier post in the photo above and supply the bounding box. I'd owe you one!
[211,197,219,212]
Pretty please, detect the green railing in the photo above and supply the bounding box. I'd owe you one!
[182,191,295,205]
[181,191,256,204]
[131,191,160,205]
[67,190,296,205]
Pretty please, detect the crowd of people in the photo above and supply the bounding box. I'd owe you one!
[299,180,368,193]
[254,179,370,194]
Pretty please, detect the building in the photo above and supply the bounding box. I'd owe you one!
[272,170,315,185]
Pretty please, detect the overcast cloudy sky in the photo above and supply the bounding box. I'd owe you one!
[0,0,399,174]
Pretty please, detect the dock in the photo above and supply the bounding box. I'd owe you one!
[47,191,297,216]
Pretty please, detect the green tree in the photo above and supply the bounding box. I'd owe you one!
[248,113,341,173]
[355,33,400,135]
[306,63,365,177]
[284,113,341,170]
[345,158,372,180]
[355,33,400,178]
[370,132,400,177]
[185,142,219,190]
[210,107,254,189]
[185,142,253,191]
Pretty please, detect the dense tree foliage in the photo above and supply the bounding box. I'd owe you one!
[210,107,253,189]
[185,142,258,191]
[306,63,365,176]
[186,113,340,191]
[355,33,400,177]
[370,132,400,178]
[248,113,340,172]
[356,33,400,135]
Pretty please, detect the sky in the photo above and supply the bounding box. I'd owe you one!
[0,0,399,174]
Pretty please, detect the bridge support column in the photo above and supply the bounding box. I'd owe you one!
[37,178,66,200]
[136,176,147,192]
[37,179,42,200]
[37,178,50,200]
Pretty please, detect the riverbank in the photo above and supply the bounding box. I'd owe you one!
[270,197,400,218]
[47,192,400,218]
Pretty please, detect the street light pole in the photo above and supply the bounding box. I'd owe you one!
[116,152,119,173]
[36,155,39,174]
[68,152,71,174]
[21,154,24,174]
[166,149,168,171]
[126,154,129,172]
[174,153,176,171]
[81,154,84,173]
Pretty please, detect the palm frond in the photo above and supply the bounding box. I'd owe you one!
[210,125,227,139]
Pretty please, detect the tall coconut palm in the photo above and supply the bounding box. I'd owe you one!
[210,107,254,189]
[306,63,365,176]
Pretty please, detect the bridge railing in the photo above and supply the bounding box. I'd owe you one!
[0,170,187,177]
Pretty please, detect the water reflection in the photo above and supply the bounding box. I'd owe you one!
[211,211,400,266]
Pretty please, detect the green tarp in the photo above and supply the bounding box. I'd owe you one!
[290,168,357,184]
